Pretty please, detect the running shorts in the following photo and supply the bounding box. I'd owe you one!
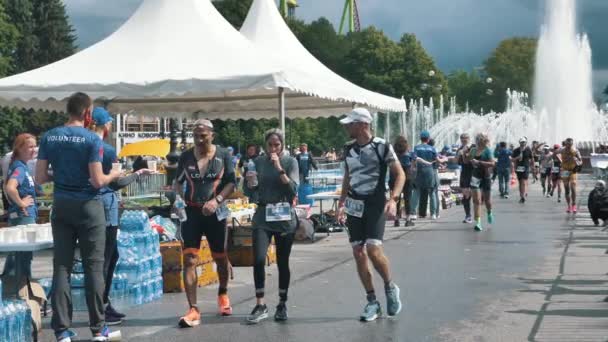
[459,168,473,188]
[346,192,386,246]
[182,206,228,253]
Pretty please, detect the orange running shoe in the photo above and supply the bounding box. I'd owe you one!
[178,307,201,328]
[218,294,233,316]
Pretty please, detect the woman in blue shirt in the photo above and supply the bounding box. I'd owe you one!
[3,133,38,278]
[390,136,416,227]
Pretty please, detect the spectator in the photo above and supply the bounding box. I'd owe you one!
[325,148,338,162]
[588,180,608,226]
[390,136,416,227]
[2,134,38,279]
[295,143,317,184]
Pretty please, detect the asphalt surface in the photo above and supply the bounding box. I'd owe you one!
[27,178,601,341]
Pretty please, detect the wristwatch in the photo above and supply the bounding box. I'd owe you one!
[215,195,224,203]
[278,170,286,175]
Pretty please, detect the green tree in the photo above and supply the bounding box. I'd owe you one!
[213,0,252,29]
[3,0,38,73]
[32,0,77,66]
[397,33,448,102]
[447,70,485,112]
[296,17,348,73]
[0,2,19,76]
[483,37,537,112]
[341,27,403,96]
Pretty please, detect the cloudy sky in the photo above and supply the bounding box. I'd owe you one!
[64,0,608,93]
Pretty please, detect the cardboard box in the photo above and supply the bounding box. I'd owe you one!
[162,270,184,293]
[160,241,183,272]
[163,262,219,293]
[228,244,276,267]
[230,226,253,247]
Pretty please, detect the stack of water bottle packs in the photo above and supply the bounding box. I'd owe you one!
[70,210,163,311]
[0,279,33,341]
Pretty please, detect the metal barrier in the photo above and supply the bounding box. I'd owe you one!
[122,173,167,200]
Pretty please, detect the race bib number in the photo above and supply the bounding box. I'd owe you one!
[344,197,364,218]
[552,167,560,174]
[516,166,526,173]
[534,162,540,168]
[471,176,481,187]
[540,168,546,175]
[561,171,571,178]
[265,202,291,222]
[216,204,230,221]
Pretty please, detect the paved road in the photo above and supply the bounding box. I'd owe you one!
[32,178,607,341]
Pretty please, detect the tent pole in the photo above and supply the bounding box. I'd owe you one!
[279,87,286,133]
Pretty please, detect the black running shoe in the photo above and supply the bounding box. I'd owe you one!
[106,304,126,319]
[274,303,288,322]
[247,304,269,324]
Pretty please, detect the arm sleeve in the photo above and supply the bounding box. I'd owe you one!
[175,153,186,184]
[311,156,318,170]
[38,135,48,161]
[108,173,140,191]
[9,165,26,185]
[89,137,104,163]
[220,150,237,189]
[283,157,299,199]
[385,144,398,164]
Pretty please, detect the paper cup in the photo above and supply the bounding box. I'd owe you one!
[26,230,36,243]
[112,163,122,172]
[147,160,157,172]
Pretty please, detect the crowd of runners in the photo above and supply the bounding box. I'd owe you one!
[1,91,589,341]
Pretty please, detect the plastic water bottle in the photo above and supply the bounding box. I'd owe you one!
[246,160,258,187]
[23,301,32,341]
[0,304,6,342]
[174,195,187,222]
[0,278,3,303]
[7,302,17,341]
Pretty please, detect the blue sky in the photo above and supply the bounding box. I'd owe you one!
[64,0,608,93]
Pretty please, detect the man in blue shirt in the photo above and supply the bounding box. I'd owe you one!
[36,92,122,342]
[494,141,512,198]
[412,130,439,219]
[296,143,317,184]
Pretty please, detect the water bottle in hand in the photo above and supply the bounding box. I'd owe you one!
[246,160,258,187]
[174,195,187,222]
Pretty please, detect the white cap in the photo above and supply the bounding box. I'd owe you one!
[596,180,606,188]
[340,108,373,125]
[193,119,214,130]
[519,137,527,143]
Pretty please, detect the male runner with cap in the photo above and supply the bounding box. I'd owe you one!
[337,108,405,322]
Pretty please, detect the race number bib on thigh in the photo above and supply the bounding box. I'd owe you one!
[471,176,481,187]
[516,166,526,173]
[344,197,364,218]
[265,202,291,222]
[552,167,560,174]
[216,204,230,221]
[561,170,570,178]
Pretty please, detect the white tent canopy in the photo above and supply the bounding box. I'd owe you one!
[0,0,291,119]
[0,0,405,122]
[240,0,405,114]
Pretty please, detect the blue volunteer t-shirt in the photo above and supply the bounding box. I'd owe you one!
[38,126,104,200]
[7,160,37,218]
[495,148,512,169]
[414,143,437,168]
[100,142,118,195]
[297,152,312,177]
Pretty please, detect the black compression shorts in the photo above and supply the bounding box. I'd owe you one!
[346,193,386,245]
[182,206,228,254]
